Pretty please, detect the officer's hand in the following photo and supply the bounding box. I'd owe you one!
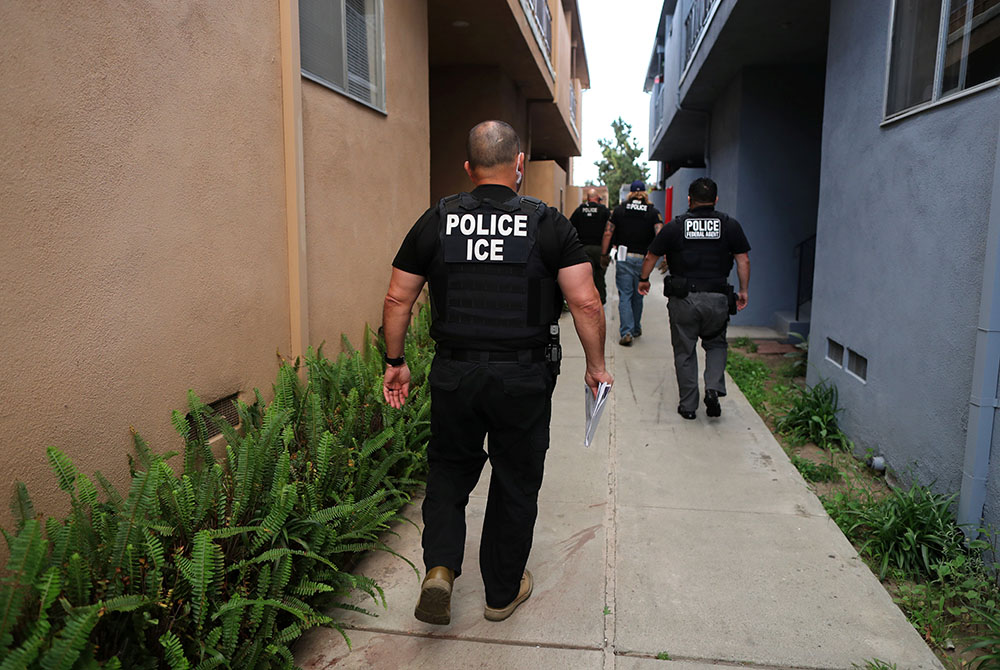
[585,368,614,398]
[638,280,651,296]
[737,291,749,311]
[600,254,610,269]
[383,364,411,409]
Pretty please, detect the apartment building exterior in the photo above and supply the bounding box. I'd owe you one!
[644,0,1000,532]
[0,0,588,529]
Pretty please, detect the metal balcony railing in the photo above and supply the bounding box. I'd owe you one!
[569,82,578,130]
[684,0,720,67]
[652,84,665,136]
[530,0,552,54]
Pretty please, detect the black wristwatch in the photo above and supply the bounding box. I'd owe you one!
[639,276,650,282]
[384,353,406,367]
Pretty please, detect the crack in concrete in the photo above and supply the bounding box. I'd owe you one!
[603,343,619,670]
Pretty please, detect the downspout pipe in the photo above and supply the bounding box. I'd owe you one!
[958,118,1000,539]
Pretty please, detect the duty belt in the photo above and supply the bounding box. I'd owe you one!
[687,277,729,294]
[436,347,547,363]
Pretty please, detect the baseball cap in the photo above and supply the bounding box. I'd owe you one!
[630,180,645,192]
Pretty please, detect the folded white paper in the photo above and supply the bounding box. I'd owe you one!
[615,245,628,261]
[584,382,612,447]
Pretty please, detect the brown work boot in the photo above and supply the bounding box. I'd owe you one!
[414,566,455,625]
[484,570,533,622]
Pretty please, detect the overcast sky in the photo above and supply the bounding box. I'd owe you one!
[571,0,664,185]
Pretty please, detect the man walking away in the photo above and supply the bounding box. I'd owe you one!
[569,188,612,304]
[381,120,613,626]
[602,180,662,346]
[637,177,750,419]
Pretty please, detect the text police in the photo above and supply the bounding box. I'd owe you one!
[445,211,529,261]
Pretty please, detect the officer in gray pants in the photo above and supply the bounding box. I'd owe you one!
[638,178,750,419]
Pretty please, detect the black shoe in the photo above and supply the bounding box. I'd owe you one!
[704,390,721,418]
[678,407,697,420]
[633,327,642,337]
[619,334,633,346]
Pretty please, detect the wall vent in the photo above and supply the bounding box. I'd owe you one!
[187,393,240,442]
[826,338,844,367]
[847,349,868,382]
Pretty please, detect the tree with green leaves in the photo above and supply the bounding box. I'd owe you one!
[595,117,650,207]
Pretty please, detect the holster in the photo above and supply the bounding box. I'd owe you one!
[727,285,738,315]
[664,276,689,299]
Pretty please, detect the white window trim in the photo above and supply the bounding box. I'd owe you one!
[301,0,388,115]
[882,0,1000,124]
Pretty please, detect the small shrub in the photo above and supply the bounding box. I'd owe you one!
[852,661,896,670]
[725,351,770,411]
[823,482,966,580]
[783,332,808,377]
[732,336,758,353]
[655,651,671,660]
[775,379,852,451]
[790,454,840,482]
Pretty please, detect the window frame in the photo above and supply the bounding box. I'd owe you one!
[882,0,1000,125]
[300,0,387,115]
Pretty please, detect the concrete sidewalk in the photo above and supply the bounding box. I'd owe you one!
[295,273,943,670]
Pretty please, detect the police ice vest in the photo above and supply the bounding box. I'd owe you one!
[667,209,735,279]
[430,192,556,342]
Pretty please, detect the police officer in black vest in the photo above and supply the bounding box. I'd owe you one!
[382,121,613,626]
[638,177,750,419]
[602,181,663,346]
[569,188,611,303]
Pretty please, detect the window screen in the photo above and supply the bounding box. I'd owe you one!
[300,0,385,112]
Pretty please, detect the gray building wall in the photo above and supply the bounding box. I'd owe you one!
[808,0,999,509]
[701,67,824,326]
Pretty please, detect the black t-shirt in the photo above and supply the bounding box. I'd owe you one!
[610,198,661,255]
[648,206,751,278]
[392,184,589,349]
[569,201,611,246]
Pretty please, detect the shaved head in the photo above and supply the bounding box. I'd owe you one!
[467,120,521,170]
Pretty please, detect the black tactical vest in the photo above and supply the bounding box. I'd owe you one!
[666,209,736,279]
[429,193,556,344]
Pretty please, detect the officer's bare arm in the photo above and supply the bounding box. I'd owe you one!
[600,221,615,255]
[382,269,426,357]
[558,263,613,394]
[637,252,661,296]
[734,252,750,311]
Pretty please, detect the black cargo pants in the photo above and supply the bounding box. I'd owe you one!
[421,355,555,609]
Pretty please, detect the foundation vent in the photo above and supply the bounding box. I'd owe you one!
[187,393,240,442]
[847,349,868,382]
[826,338,844,367]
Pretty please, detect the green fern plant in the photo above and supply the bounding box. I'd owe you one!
[1,304,435,668]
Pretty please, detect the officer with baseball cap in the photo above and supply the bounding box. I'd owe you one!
[601,180,662,346]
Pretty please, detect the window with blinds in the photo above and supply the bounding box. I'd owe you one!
[300,0,386,113]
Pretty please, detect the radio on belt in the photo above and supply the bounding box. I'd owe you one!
[545,323,562,368]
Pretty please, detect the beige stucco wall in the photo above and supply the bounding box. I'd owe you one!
[302,0,430,349]
[524,160,568,215]
[0,4,290,529]
[430,67,529,203]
